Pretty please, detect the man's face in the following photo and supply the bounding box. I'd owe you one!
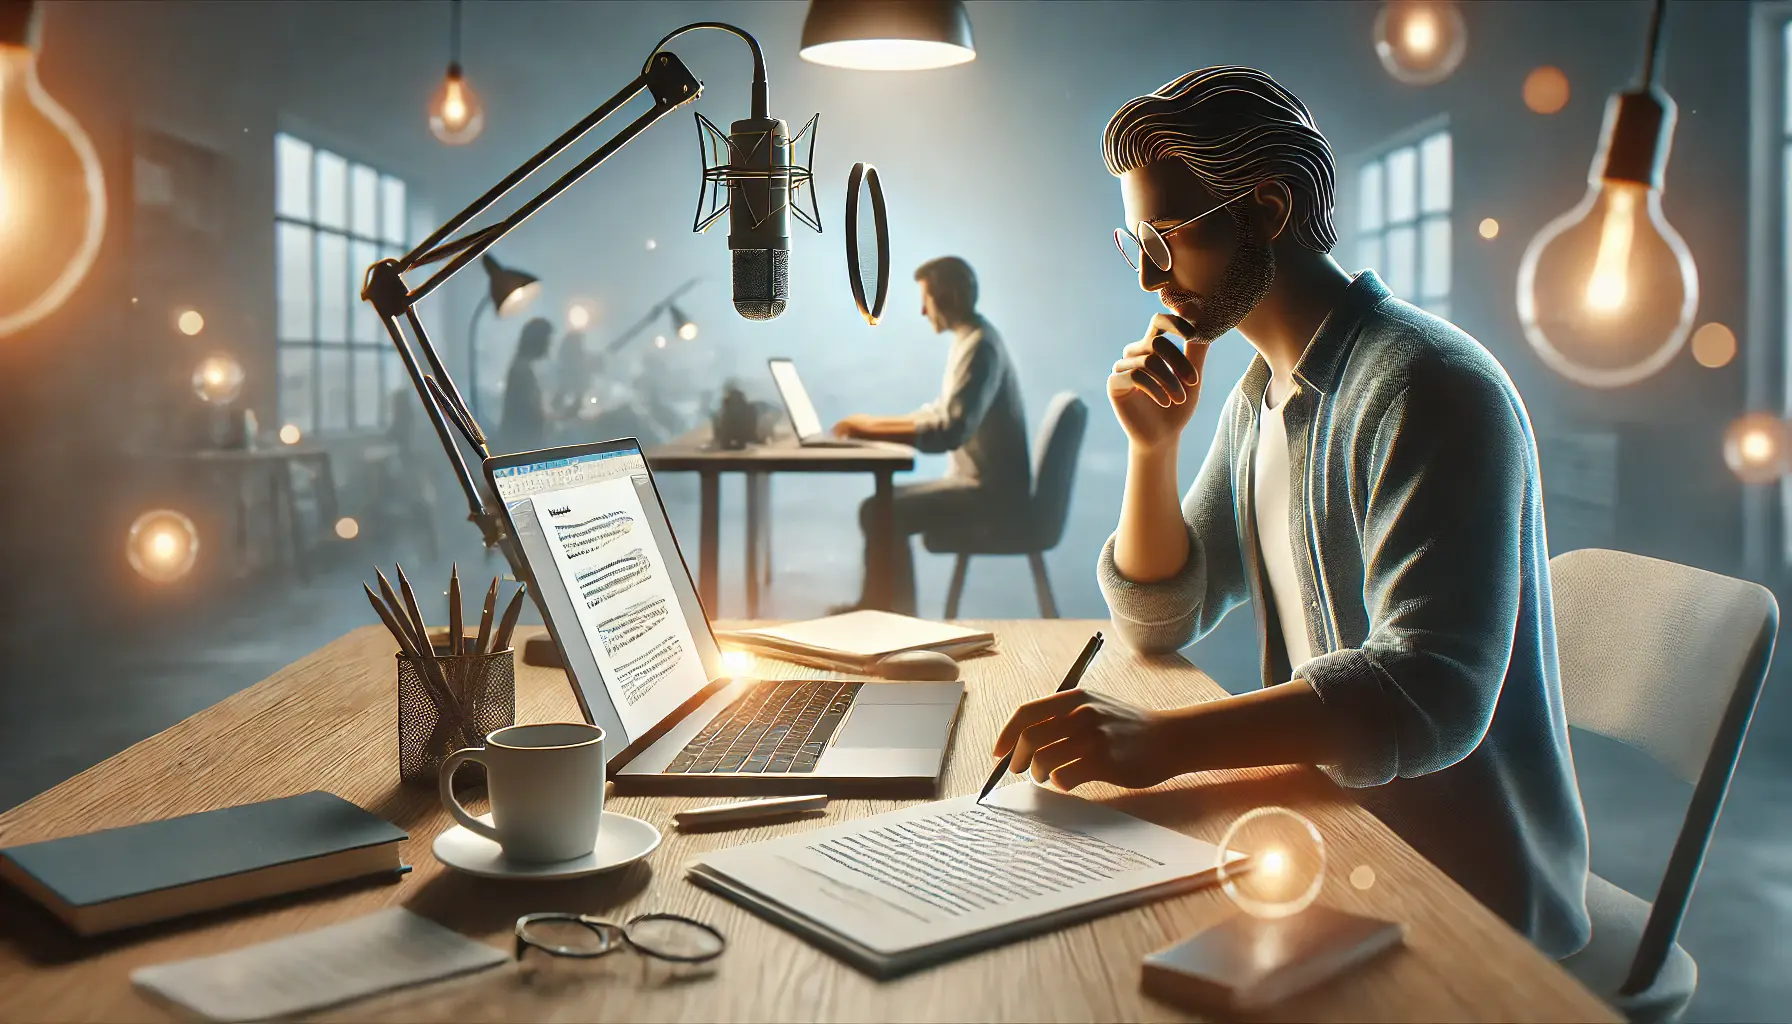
[918,279,950,333]
[1119,160,1275,342]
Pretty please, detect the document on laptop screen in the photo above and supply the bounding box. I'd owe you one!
[527,477,710,738]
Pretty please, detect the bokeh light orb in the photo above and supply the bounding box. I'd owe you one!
[128,509,199,583]
[278,423,302,445]
[654,335,667,349]
[567,302,592,330]
[176,309,205,336]
[1724,413,1790,484]
[1373,1,1468,87]
[1216,806,1326,919]
[1524,66,1571,115]
[1478,218,1499,240]
[192,354,244,405]
[335,516,361,540]
[1691,322,1737,369]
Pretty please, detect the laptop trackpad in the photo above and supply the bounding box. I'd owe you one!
[833,702,954,749]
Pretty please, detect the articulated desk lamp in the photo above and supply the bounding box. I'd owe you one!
[359,22,828,592]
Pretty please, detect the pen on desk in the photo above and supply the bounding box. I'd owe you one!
[977,631,1104,806]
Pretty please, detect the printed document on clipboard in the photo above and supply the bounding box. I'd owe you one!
[686,783,1240,978]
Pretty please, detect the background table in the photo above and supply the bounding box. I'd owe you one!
[0,622,1615,1023]
[138,447,340,579]
[646,430,915,615]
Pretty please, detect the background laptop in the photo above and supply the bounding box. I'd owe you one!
[486,439,964,797]
[768,357,884,448]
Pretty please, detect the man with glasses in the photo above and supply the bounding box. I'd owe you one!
[992,67,1592,962]
[831,256,1030,614]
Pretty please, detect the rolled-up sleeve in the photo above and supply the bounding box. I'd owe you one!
[1097,397,1251,654]
[1298,361,1527,789]
[912,330,1001,453]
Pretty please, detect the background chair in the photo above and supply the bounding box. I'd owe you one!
[1551,548,1777,1024]
[924,392,1087,619]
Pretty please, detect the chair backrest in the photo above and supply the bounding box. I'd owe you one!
[1552,548,1775,782]
[1550,547,1777,993]
[1028,392,1088,550]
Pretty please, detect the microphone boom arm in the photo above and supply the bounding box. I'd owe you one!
[358,26,762,573]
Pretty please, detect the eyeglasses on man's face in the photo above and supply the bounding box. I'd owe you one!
[1114,192,1249,274]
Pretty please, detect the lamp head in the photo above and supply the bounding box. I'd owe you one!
[482,253,541,317]
[668,302,698,340]
[799,0,975,71]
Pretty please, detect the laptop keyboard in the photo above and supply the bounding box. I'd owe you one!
[664,680,863,775]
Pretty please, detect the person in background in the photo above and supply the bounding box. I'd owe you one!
[991,66,1591,961]
[552,329,597,416]
[498,317,553,454]
[831,256,1030,615]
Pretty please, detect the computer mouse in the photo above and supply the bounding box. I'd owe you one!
[876,650,960,681]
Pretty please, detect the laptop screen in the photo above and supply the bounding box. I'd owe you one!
[768,358,824,441]
[491,443,720,749]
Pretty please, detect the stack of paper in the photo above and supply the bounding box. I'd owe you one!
[717,610,994,673]
[687,783,1238,978]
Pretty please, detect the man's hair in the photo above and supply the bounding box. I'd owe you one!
[914,256,978,321]
[1103,66,1337,253]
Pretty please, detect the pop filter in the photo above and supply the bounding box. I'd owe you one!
[845,162,889,325]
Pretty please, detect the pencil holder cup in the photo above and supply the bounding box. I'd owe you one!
[398,645,516,788]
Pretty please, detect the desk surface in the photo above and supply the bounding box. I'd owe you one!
[0,622,1614,1023]
[647,431,915,474]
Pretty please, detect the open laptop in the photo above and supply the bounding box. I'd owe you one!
[767,357,884,448]
[486,439,964,797]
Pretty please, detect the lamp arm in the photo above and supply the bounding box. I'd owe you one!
[466,294,492,422]
[603,277,702,356]
[359,24,761,565]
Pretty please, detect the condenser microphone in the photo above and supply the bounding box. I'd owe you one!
[727,114,790,320]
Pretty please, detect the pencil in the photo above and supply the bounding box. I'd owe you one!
[475,578,498,655]
[977,632,1104,805]
[364,582,460,721]
[381,566,459,719]
[490,583,528,653]
[448,563,463,657]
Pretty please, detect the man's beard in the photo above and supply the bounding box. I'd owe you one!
[1159,206,1276,342]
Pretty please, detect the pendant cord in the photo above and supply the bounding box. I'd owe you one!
[450,0,463,69]
[1640,0,1667,90]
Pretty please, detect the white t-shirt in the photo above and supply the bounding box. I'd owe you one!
[1253,384,1316,672]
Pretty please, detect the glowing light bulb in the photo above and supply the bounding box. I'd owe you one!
[177,309,204,336]
[192,354,244,405]
[1373,1,1466,87]
[278,423,302,445]
[128,509,198,583]
[1518,89,1698,389]
[1217,807,1326,920]
[428,64,484,145]
[1403,12,1437,54]
[1724,413,1788,484]
[0,10,107,339]
[679,322,699,341]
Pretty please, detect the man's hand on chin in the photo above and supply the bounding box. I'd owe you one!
[992,689,1187,792]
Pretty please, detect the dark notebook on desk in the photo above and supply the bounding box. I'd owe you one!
[0,790,409,936]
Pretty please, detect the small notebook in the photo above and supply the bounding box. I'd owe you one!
[717,610,994,672]
[1141,905,1405,1011]
[132,908,507,1021]
[0,791,408,936]
[687,782,1237,978]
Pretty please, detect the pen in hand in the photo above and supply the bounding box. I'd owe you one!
[978,631,1104,805]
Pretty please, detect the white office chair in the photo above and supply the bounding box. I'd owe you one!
[1551,549,1777,1024]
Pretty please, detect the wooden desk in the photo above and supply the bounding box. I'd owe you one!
[0,622,1615,1023]
[646,431,915,615]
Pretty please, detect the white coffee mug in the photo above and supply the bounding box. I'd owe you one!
[439,722,605,863]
